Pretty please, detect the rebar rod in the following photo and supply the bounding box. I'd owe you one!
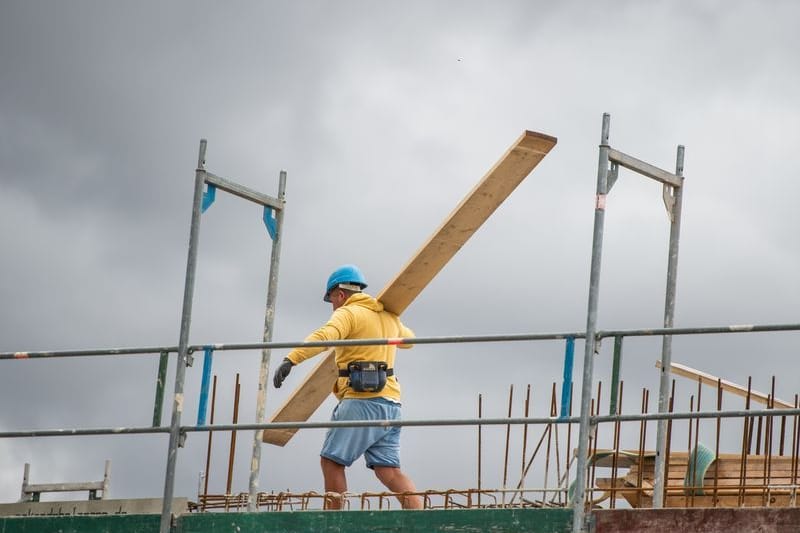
[502,384,514,505]
[747,378,755,454]
[512,420,553,503]
[765,377,776,506]
[553,387,563,506]
[663,381,674,506]
[590,384,601,497]
[477,394,482,507]
[780,413,787,457]
[521,385,531,487]
[609,380,623,509]
[226,374,241,496]
[566,384,573,498]
[202,375,217,511]
[762,392,771,506]
[691,377,702,506]
[739,382,752,506]
[544,384,555,504]
[637,389,647,504]
[792,396,799,495]
[687,394,694,507]
[713,378,722,507]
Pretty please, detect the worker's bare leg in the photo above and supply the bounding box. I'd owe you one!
[374,466,423,509]
[321,457,347,509]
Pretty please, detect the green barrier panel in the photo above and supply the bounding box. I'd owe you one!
[0,514,161,533]
[0,507,573,533]
[177,508,573,533]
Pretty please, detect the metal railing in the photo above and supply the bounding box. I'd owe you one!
[3,322,800,532]
[3,114,796,533]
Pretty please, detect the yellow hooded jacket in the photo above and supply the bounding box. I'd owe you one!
[285,292,414,401]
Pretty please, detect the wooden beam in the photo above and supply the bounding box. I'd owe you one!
[378,130,558,315]
[263,130,557,446]
[656,361,794,408]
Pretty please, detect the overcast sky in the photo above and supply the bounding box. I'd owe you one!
[1,1,799,506]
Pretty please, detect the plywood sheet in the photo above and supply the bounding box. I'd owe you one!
[263,130,557,446]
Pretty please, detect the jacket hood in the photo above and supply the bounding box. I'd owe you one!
[345,292,384,312]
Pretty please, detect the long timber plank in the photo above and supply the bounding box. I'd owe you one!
[657,361,794,408]
[263,130,557,446]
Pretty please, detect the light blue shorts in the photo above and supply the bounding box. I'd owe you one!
[320,398,402,469]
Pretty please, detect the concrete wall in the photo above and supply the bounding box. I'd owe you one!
[592,508,800,533]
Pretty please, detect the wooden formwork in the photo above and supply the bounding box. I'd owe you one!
[590,449,800,509]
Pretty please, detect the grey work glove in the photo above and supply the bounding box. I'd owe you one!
[273,357,295,388]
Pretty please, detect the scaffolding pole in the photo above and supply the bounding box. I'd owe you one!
[249,170,287,510]
[573,113,611,533]
[572,114,686,532]
[653,145,685,507]
[159,141,287,532]
[160,140,207,533]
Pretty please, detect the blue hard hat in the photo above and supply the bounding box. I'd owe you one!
[324,264,367,302]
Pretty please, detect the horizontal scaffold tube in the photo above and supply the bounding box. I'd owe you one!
[4,407,800,439]
[3,322,799,361]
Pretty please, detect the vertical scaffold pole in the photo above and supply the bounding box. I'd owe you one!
[160,140,207,533]
[653,145,685,507]
[573,113,611,533]
[248,170,287,510]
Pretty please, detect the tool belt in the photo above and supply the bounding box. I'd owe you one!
[339,361,393,393]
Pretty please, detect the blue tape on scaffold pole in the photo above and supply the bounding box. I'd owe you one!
[202,184,216,213]
[263,206,277,241]
[560,337,575,419]
[197,348,214,426]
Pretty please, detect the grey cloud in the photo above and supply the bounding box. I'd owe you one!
[1,0,799,505]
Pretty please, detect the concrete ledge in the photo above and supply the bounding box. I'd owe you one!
[592,507,800,533]
[0,497,188,517]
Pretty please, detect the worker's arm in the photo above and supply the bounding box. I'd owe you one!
[286,308,354,364]
[273,309,354,388]
[397,323,415,349]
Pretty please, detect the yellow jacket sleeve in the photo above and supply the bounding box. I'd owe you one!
[397,323,415,349]
[285,307,356,365]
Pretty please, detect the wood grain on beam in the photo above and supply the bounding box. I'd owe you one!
[263,130,557,446]
[657,361,793,408]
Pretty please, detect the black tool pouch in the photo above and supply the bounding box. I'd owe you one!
[342,361,391,393]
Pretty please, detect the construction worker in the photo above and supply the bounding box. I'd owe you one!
[273,264,422,510]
